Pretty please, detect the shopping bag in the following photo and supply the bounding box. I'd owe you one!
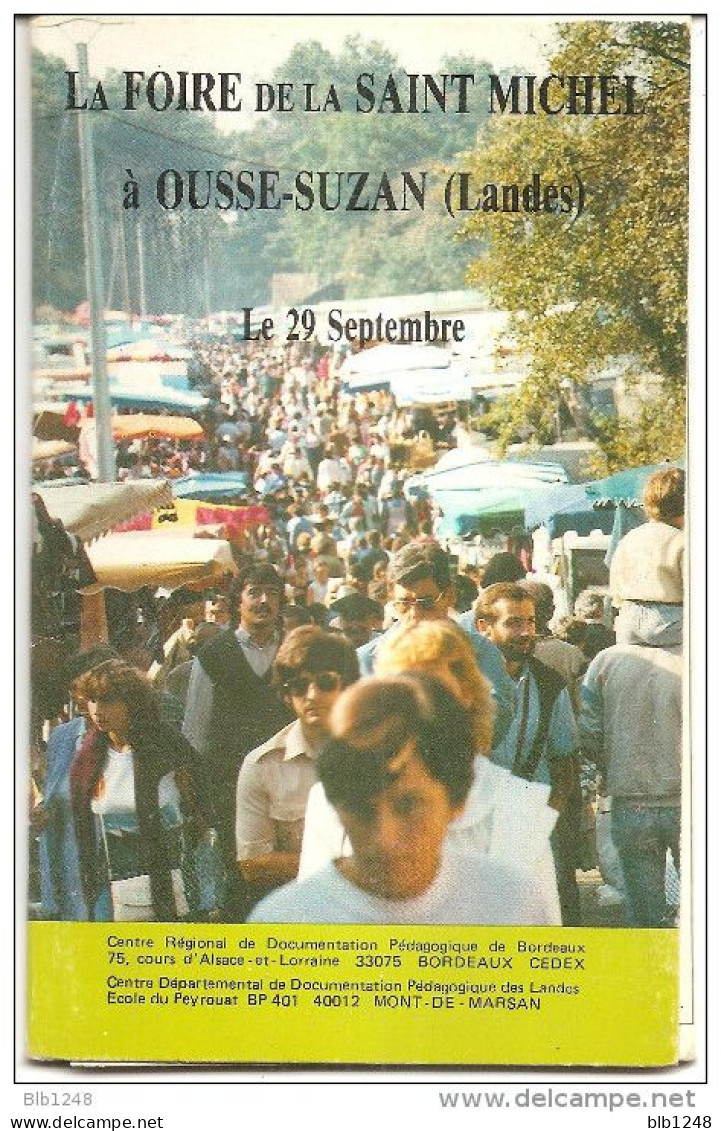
[110,868,189,922]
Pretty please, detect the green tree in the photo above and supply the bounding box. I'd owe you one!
[458,21,689,470]
[262,37,494,298]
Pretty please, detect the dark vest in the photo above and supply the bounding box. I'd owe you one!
[514,656,568,781]
[197,630,293,772]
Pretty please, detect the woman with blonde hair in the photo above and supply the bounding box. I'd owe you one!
[299,620,561,921]
[376,619,495,754]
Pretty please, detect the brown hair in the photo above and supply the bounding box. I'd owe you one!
[474,582,535,625]
[643,467,685,523]
[85,662,160,738]
[388,540,452,590]
[272,626,360,690]
[319,673,476,815]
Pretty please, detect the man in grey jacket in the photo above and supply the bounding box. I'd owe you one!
[579,605,683,927]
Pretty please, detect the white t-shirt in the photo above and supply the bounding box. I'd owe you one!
[90,747,181,824]
[249,848,555,925]
[298,755,560,922]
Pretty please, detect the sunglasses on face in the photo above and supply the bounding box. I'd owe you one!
[284,671,343,697]
[392,592,444,614]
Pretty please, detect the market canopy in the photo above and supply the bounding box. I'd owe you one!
[341,343,452,376]
[434,485,550,538]
[341,343,454,393]
[83,531,238,592]
[171,472,252,502]
[584,461,683,506]
[35,479,174,542]
[420,455,569,494]
[524,460,684,537]
[416,455,569,537]
[34,366,92,382]
[106,339,193,362]
[113,497,270,535]
[524,483,616,538]
[389,367,474,405]
[52,382,209,412]
[112,414,204,441]
[32,439,77,463]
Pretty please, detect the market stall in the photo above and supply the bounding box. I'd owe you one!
[83,530,238,593]
[35,479,175,542]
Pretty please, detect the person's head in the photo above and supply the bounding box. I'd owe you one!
[85,662,159,741]
[70,669,97,718]
[282,605,314,635]
[475,583,537,670]
[368,529,382,549]
[367,578,388,608]
[311,533,335,557]
[573,589,605,623]
[328,592,384,648]
[347,560,369,595]
[313,560,330,585]
[480,552,526,588]
[204,593,230,625]
[64,644,119,707]
[318,673,476,899]
[376,619,494,754]
[521,580,555,633]
[387,541,453,627]
[643,466,685,527]
[229,562,285,637]
[452,572,479,614]
[296,532,313,555]
[273,626,359,741]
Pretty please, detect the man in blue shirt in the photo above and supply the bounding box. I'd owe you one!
[475,582,582,925]
[357,542,515,750]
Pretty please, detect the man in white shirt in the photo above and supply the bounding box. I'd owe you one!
[236,627,359,909]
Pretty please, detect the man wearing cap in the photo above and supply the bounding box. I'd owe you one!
[357,541,515,748]
[327,592,384,649]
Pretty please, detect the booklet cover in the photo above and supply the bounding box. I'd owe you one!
[23,13,695,1068]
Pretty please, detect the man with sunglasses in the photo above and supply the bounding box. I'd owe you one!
[235,626,359,908]
[357,541,515,748]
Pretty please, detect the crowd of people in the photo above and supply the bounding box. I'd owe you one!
[30,333,685,930]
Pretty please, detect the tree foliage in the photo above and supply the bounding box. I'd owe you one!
[458,21,689,470]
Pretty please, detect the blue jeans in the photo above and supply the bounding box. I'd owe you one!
[611,802,680,927]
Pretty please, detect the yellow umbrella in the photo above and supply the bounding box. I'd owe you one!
[112,414,204,440]
[83,530,237,592]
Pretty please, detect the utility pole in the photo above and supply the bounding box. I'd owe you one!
[135,218,147,319]
[117,206,133,327]
[204,244,211,321]
[76,40,115,481]
[106,224,118,308]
